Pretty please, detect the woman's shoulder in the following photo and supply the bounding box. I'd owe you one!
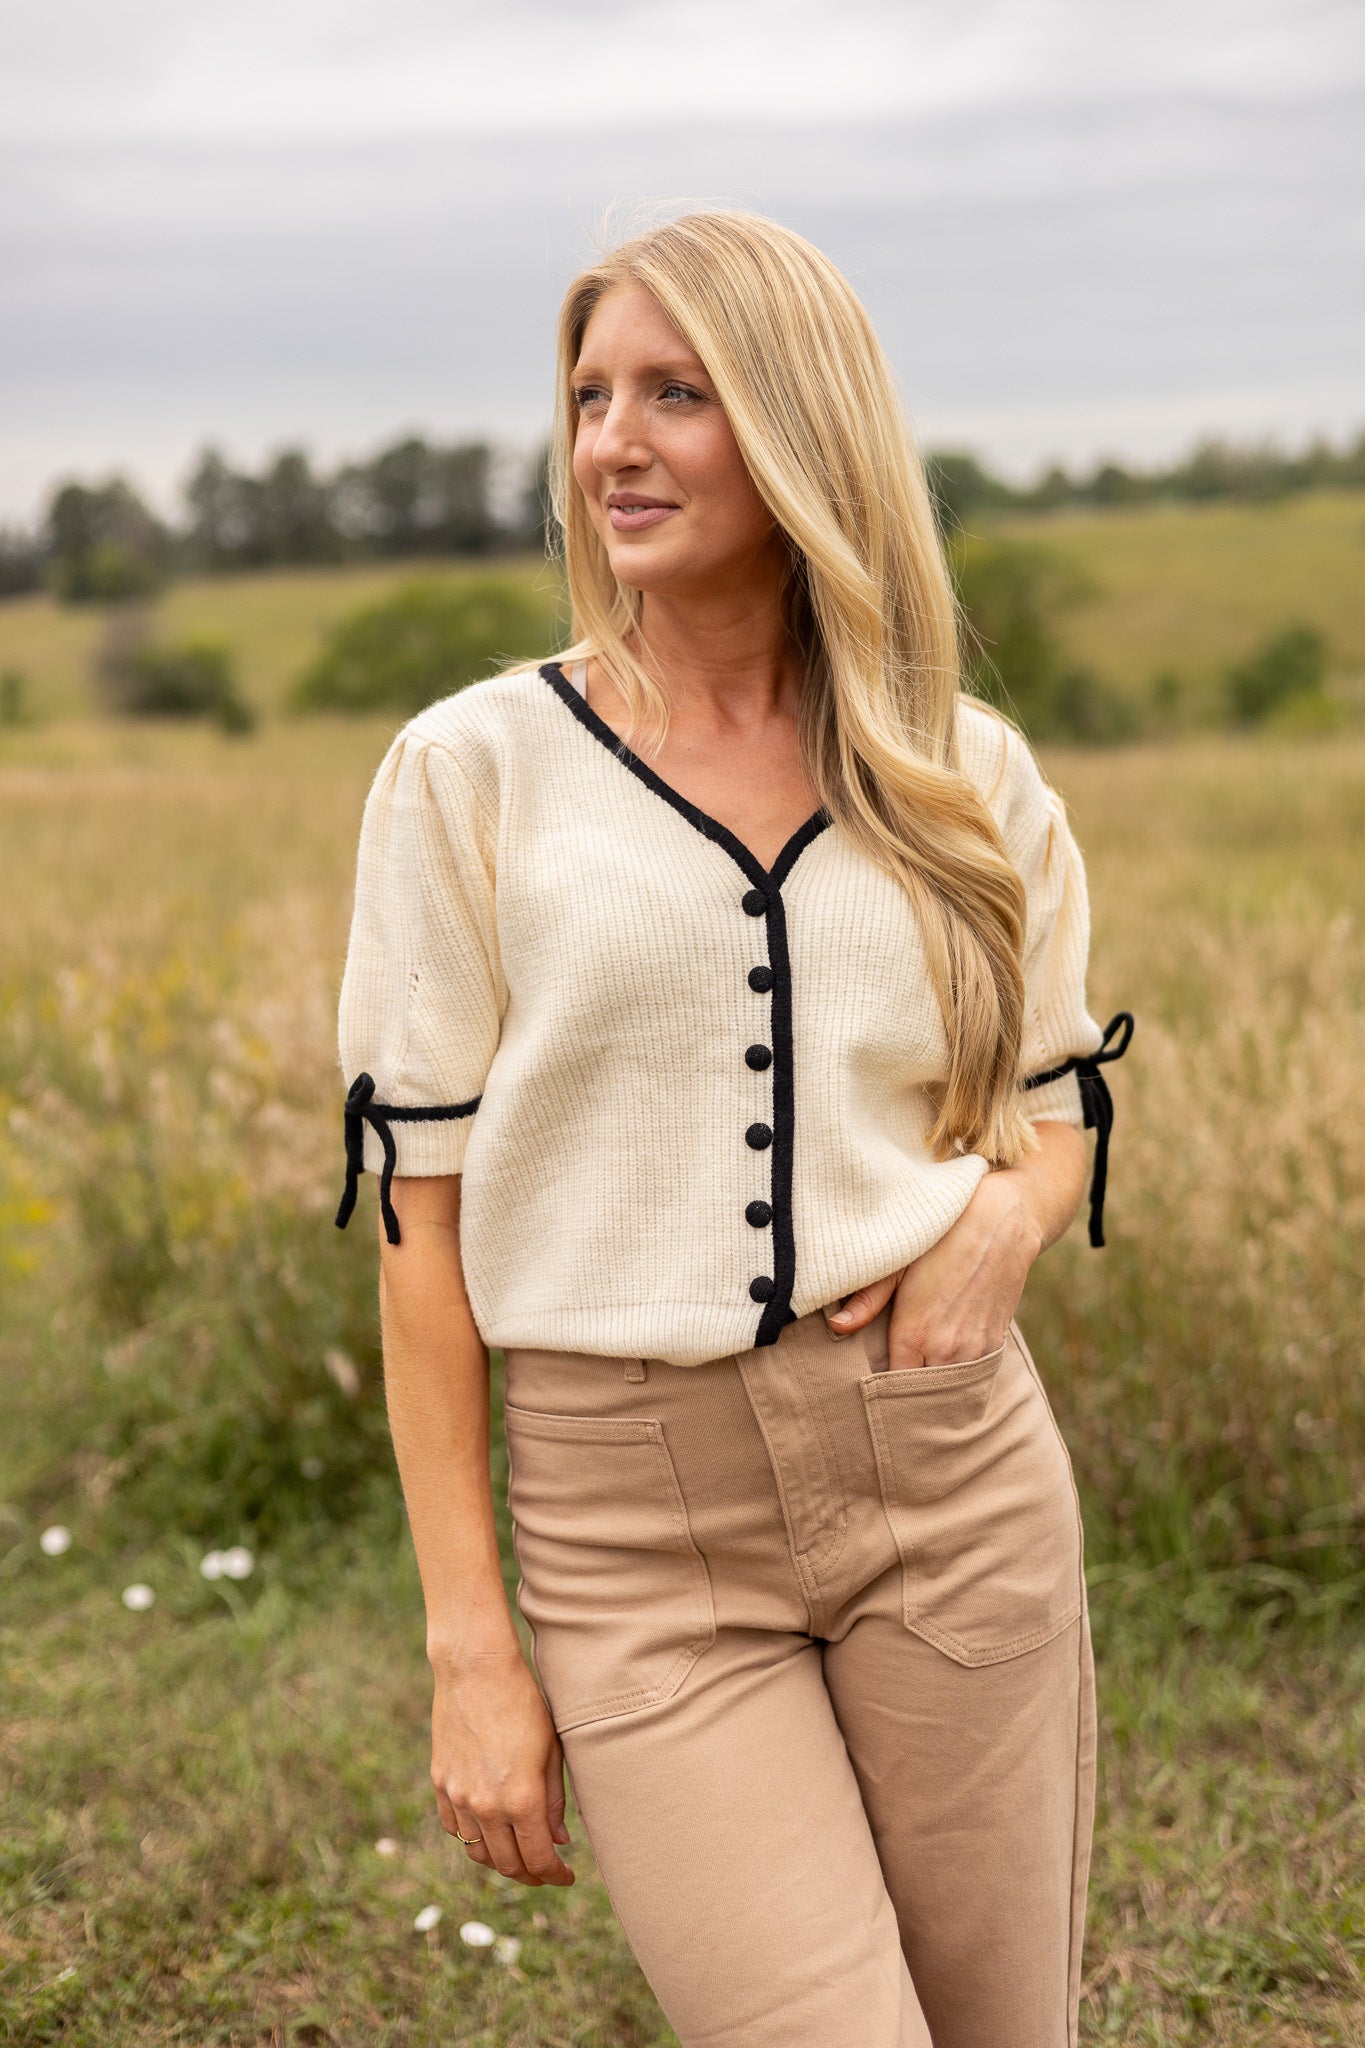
[395,662,560,758]
[364,662,565,810]
[353,662,566,830]
[953,693,1060,861]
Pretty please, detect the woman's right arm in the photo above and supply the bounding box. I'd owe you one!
[378,1171,574,1887]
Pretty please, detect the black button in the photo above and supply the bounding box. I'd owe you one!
[745,1122,773,1151]
[745,1200,773,1228]
[741,888,768,917]
[750,1276,776,1303]
[748,965,774,993]
[745,1043,773,1071]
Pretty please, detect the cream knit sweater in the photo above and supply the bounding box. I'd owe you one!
[337,661,1106,1367]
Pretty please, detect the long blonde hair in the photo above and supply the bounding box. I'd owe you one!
[550,209,1034,1167]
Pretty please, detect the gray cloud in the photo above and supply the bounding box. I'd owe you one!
[1,2,1362,515]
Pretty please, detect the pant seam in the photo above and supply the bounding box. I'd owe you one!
[735,1355,821,1635]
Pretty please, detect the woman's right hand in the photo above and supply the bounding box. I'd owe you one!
[430,1647,576,1886]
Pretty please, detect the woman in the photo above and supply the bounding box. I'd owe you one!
[336,210,1131,2048]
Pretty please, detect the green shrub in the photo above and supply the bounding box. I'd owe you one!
[0,669,32,727]
[1226,623,1329,726]
[52,538,164,604]
[123,639,257,734]
[291,575,557,716]
[953,536,1138,743]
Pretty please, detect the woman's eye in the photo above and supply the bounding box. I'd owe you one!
[573,384,607,408]
[660,382,702,405]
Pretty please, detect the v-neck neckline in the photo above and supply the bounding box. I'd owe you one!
[540,661,830,890]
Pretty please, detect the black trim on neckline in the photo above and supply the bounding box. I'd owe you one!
[540,662,829,886]
[541,659,828,1347]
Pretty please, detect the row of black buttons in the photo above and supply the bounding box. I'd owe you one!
[743,887,775,1304]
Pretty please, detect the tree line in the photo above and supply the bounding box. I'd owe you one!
[1,424,1362,605]
[0,438,552,603]
[926,429,1365,529]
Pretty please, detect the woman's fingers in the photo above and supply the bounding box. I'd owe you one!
[826,1269,903,1336]
[471,1807,575,1887]
[437,1779,574,1886]
[513,1807,576,1886]
[453,1811,495,1868]
[545,1747,571,1848]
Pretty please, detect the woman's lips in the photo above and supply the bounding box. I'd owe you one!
[608,502,678,531]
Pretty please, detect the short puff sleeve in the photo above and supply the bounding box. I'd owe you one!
[338,727,504,1182]
[957,702,1105,1127]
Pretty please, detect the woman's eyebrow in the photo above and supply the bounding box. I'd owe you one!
[571,356,711,382]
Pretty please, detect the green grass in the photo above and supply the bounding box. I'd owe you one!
[4,1541,1363,2045]
[997,491,1365,709]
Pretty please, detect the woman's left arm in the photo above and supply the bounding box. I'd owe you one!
[826,1120,1087,1368]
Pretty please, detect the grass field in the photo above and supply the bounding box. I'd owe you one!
[2,674,1364,2034]
[998,491,1365,708]
[2,493,1362,726]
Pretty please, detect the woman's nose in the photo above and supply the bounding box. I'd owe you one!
[592,399,649,474]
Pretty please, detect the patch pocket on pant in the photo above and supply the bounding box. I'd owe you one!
[503,1406,716,1732]
[860,1333,1082,1667]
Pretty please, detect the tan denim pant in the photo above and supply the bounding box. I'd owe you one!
[503,1307,1095,2048]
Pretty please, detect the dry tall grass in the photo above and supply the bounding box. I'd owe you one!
[2,720,1362,1583]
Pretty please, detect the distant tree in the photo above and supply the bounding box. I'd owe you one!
[1021,465,1076,512]
[1226,624,1328,726]
[0,526,44,598]
[519,441,558,556]
[290,576,557,716]
[184,446,258,567]
[1084,462,1151,507]
[46,478,167,602]
[333,436,501,556]
[182,446,345,568]
[252,449,344,564]
[924,450,1020,532]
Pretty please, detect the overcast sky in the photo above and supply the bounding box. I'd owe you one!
[3,0,1362,518]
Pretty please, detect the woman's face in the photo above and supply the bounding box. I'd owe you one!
[571,283,779,598]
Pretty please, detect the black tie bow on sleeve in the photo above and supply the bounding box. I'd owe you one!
[1022,1011,1135,1249]
[334,1073,481,1247]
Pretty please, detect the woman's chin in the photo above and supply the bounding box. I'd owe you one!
[603,541,691,595]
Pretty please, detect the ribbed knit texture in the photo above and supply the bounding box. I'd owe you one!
[338,669,1104,1367]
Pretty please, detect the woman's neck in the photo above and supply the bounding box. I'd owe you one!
[631,570,799,723]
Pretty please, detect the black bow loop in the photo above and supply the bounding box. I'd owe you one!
[334,1071,402,1245]
[335,1077,482,1247]
[1023,1010,1135,1249]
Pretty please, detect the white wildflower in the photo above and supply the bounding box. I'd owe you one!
[219,1546,255,1580]
[323,1347,361,1398]
[199,1550,225,1580]
[459,1920,497,1948]
[493,1934,522,1968]
[413,1904,442,1933]
[40,1526,72,1557]
[374,1837,398,1857]
[121,1584,155,1611]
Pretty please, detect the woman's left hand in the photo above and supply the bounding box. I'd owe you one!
[825,1122,1087,1369]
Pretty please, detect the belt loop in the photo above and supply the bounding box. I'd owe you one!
[624,1359,647,1383]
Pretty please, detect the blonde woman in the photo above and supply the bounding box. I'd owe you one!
[336,211,1132,2048]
